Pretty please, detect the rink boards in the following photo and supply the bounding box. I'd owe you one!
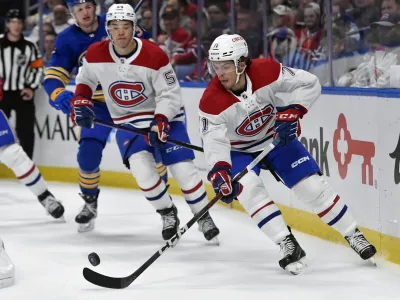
[0,84,399,264]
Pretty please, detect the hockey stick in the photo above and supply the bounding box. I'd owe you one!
[94,118,204,153]
[134,0,145,12]
[82,140,278,289]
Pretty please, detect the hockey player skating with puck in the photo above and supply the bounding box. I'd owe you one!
[69,4,220,243]
[43,0,167,232]
[199,34,377,274]
[0,109,65,219]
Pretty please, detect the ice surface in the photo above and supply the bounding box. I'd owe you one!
[0,180,399,300]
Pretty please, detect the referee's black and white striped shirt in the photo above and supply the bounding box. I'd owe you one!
[0,33,43,92]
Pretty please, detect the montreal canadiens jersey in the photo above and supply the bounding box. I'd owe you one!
[199,58,321,169]
[75,38,184,127]
[43,14,151,103]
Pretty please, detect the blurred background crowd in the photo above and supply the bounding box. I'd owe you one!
[1,0,400,88]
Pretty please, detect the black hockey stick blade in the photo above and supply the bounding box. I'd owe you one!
[83,267,129,289]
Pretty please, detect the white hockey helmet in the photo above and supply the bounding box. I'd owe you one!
[208,34,249,84]
[106,4,137,43]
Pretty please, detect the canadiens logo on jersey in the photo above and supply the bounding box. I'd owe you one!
[108,81,148,108]
[235,105,274,137]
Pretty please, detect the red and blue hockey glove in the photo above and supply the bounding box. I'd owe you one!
[70,96,95,128]
[208,162,243,204]
[51,89,74,114]
[147,115,170,149]
[273,104,307,146]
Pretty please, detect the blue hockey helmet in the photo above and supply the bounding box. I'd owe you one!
[66,0,96,9]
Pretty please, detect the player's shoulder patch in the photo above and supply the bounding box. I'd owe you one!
[199,78,240,116]
[86,40,113,63]
[133,39,169,70]
[247,58,281,93]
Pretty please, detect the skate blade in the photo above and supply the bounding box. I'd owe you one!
[77,220,95,233]
[285,258,307,275]
[368,257,377,267]
[0,276,14,289]
[209,237,220,246]
[56,215,66,223]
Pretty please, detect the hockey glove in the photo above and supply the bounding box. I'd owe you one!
[274,104,307,146]
[51,89,74,114]
[208,162,243,204]
[70,96,95,128]
[147,115,170,149]
[0,78,3,101]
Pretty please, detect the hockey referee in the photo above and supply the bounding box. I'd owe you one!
[0,9,43,159]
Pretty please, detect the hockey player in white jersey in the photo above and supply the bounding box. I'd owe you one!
[0,110,65,219]
[0,237,14,289]
[70,4,219,242]
[199,34,377,274]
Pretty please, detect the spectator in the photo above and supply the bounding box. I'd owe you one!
[171,12,207,80]
[236,9,262,58]
[29,5,70,43]
[206,2,230,32]
[27,0,66,30]
[140,9,153,32]
[43,32,57,67]
[381,0,400,14]
[291,3,324,70]
[337,13,400,87]
[0,9,43,159]
[157,5,190,58]
[351,0,380,30]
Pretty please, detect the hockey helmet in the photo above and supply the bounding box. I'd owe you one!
[5,9,25,22]
[66,0,96,9]
[106,4,137,45]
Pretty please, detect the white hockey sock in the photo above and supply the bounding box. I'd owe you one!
[169,161,208,214]
[128,151,173,211]
[0,143,47,197]
[238,171,289,244]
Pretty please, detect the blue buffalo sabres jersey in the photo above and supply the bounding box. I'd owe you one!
[43,14,151,103]
[0,109,16,147]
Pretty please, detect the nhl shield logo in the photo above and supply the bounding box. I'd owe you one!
[235,105,274,137]
[17,54,27,66]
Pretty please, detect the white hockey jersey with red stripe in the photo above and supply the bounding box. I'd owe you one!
[75,38,184,127]
[198,58,321,170]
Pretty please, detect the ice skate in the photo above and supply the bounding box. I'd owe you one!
[75,192,98,233]
[157,204,180,241]
[0,239,14,289]
[38,190,65,221]
[278,228,307,275]
[345,228,377,266]
[198,212,220,245]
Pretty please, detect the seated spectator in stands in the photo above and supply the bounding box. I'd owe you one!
[27,0,65,30]
[294,0,313,28]
[206,2,230,32]
[351,0,380,30]
[140,8,161,35]
[381,0,400,14]
[236,8,262,58]
[337,13,400,87]
[157,5,190,58]
[331,2,361,50]
[310,26,367,85]
[291,3,324,70]
[43,32,57,67]
[171,12,207,80]
[185,28,223,82]
[267,4,297,64]
[29,4,69,42]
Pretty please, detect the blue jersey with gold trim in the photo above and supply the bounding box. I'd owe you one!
[43,14,151,103]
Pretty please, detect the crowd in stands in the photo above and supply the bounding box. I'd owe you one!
[2,0,400,87]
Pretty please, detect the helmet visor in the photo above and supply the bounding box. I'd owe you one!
[207,60,236,77]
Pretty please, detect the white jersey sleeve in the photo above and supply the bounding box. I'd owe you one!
[199,107,232,170]
[269,65,321,111]
[75,57,99,96]
[151,64,181,120]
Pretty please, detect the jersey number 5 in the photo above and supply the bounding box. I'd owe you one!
[163,70,177,86]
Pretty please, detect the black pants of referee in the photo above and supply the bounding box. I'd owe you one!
[0,90,35,159]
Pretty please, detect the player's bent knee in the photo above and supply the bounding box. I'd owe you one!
[169,160,200,188]
[0,143,33,175]
[237,171,269,212]
[128,151,160,188]
[292,174,336,207]
[77,139,104,171]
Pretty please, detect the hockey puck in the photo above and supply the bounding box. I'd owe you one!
[88,252,100,266]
